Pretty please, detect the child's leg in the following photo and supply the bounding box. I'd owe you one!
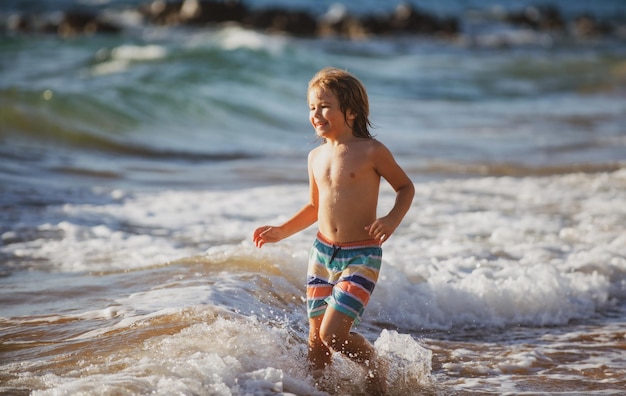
[308,315,332,373]
[319,306,387,394]
[318,306,374,363]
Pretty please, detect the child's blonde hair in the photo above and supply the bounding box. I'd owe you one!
[308,67,373,139]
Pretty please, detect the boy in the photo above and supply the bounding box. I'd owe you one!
[253,67,414,393]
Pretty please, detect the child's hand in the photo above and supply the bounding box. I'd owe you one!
[365,217,398,244]
[253,226,283,248]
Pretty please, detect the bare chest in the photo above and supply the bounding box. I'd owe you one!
[313,148,375,188]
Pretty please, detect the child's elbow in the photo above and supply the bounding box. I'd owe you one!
[400,181,415,198]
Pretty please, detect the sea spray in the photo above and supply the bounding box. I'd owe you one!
[29,313,320,396]
[375,329,433,393]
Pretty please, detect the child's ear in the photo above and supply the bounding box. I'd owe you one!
[346,110,357,120]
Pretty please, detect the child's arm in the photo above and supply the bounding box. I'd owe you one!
[365,142,415,243]
[253,150,319,248]
[253,203,317,247]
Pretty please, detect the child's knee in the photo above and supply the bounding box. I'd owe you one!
[318,327,344,351]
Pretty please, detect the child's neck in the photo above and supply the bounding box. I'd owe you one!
[324,129,358,146]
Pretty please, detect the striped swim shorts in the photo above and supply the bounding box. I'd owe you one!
[306,232,382,324]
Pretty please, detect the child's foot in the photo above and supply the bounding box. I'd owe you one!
[309,367,336,394]
[365,354,389,395]
[310,368,324,380]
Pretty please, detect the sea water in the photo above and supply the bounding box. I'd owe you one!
[1,0,625,394]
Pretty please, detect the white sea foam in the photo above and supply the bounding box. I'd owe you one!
[10,305,433,395]
[218,26,287,54]
[2,170,624,331]
[90,44,168,75]
[375,330,433,389]
[112,44,168,61]
[26,314,312,396]
[382,171,623,326]
[181,25,288,54]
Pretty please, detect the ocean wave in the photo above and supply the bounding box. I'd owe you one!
[0,90,261,163]
[90,44,168,75]
[2,169,624,329]
[415,161,626,178]
[1,169,625,394]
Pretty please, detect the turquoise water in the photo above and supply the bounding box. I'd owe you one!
[1,1,625,394]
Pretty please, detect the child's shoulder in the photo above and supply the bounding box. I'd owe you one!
[358,137,388,153]
[365,137,384,148]
[307,143,324,161]
[361,138,397,164]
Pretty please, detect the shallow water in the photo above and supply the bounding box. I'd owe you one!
[2,169,625,394]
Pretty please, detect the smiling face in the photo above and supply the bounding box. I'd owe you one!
[308,87,355,140]
[307,68,372,139]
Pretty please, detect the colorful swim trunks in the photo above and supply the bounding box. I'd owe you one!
[306,232,382,324]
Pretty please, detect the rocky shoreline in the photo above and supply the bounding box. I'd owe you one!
[2,0,624,40]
